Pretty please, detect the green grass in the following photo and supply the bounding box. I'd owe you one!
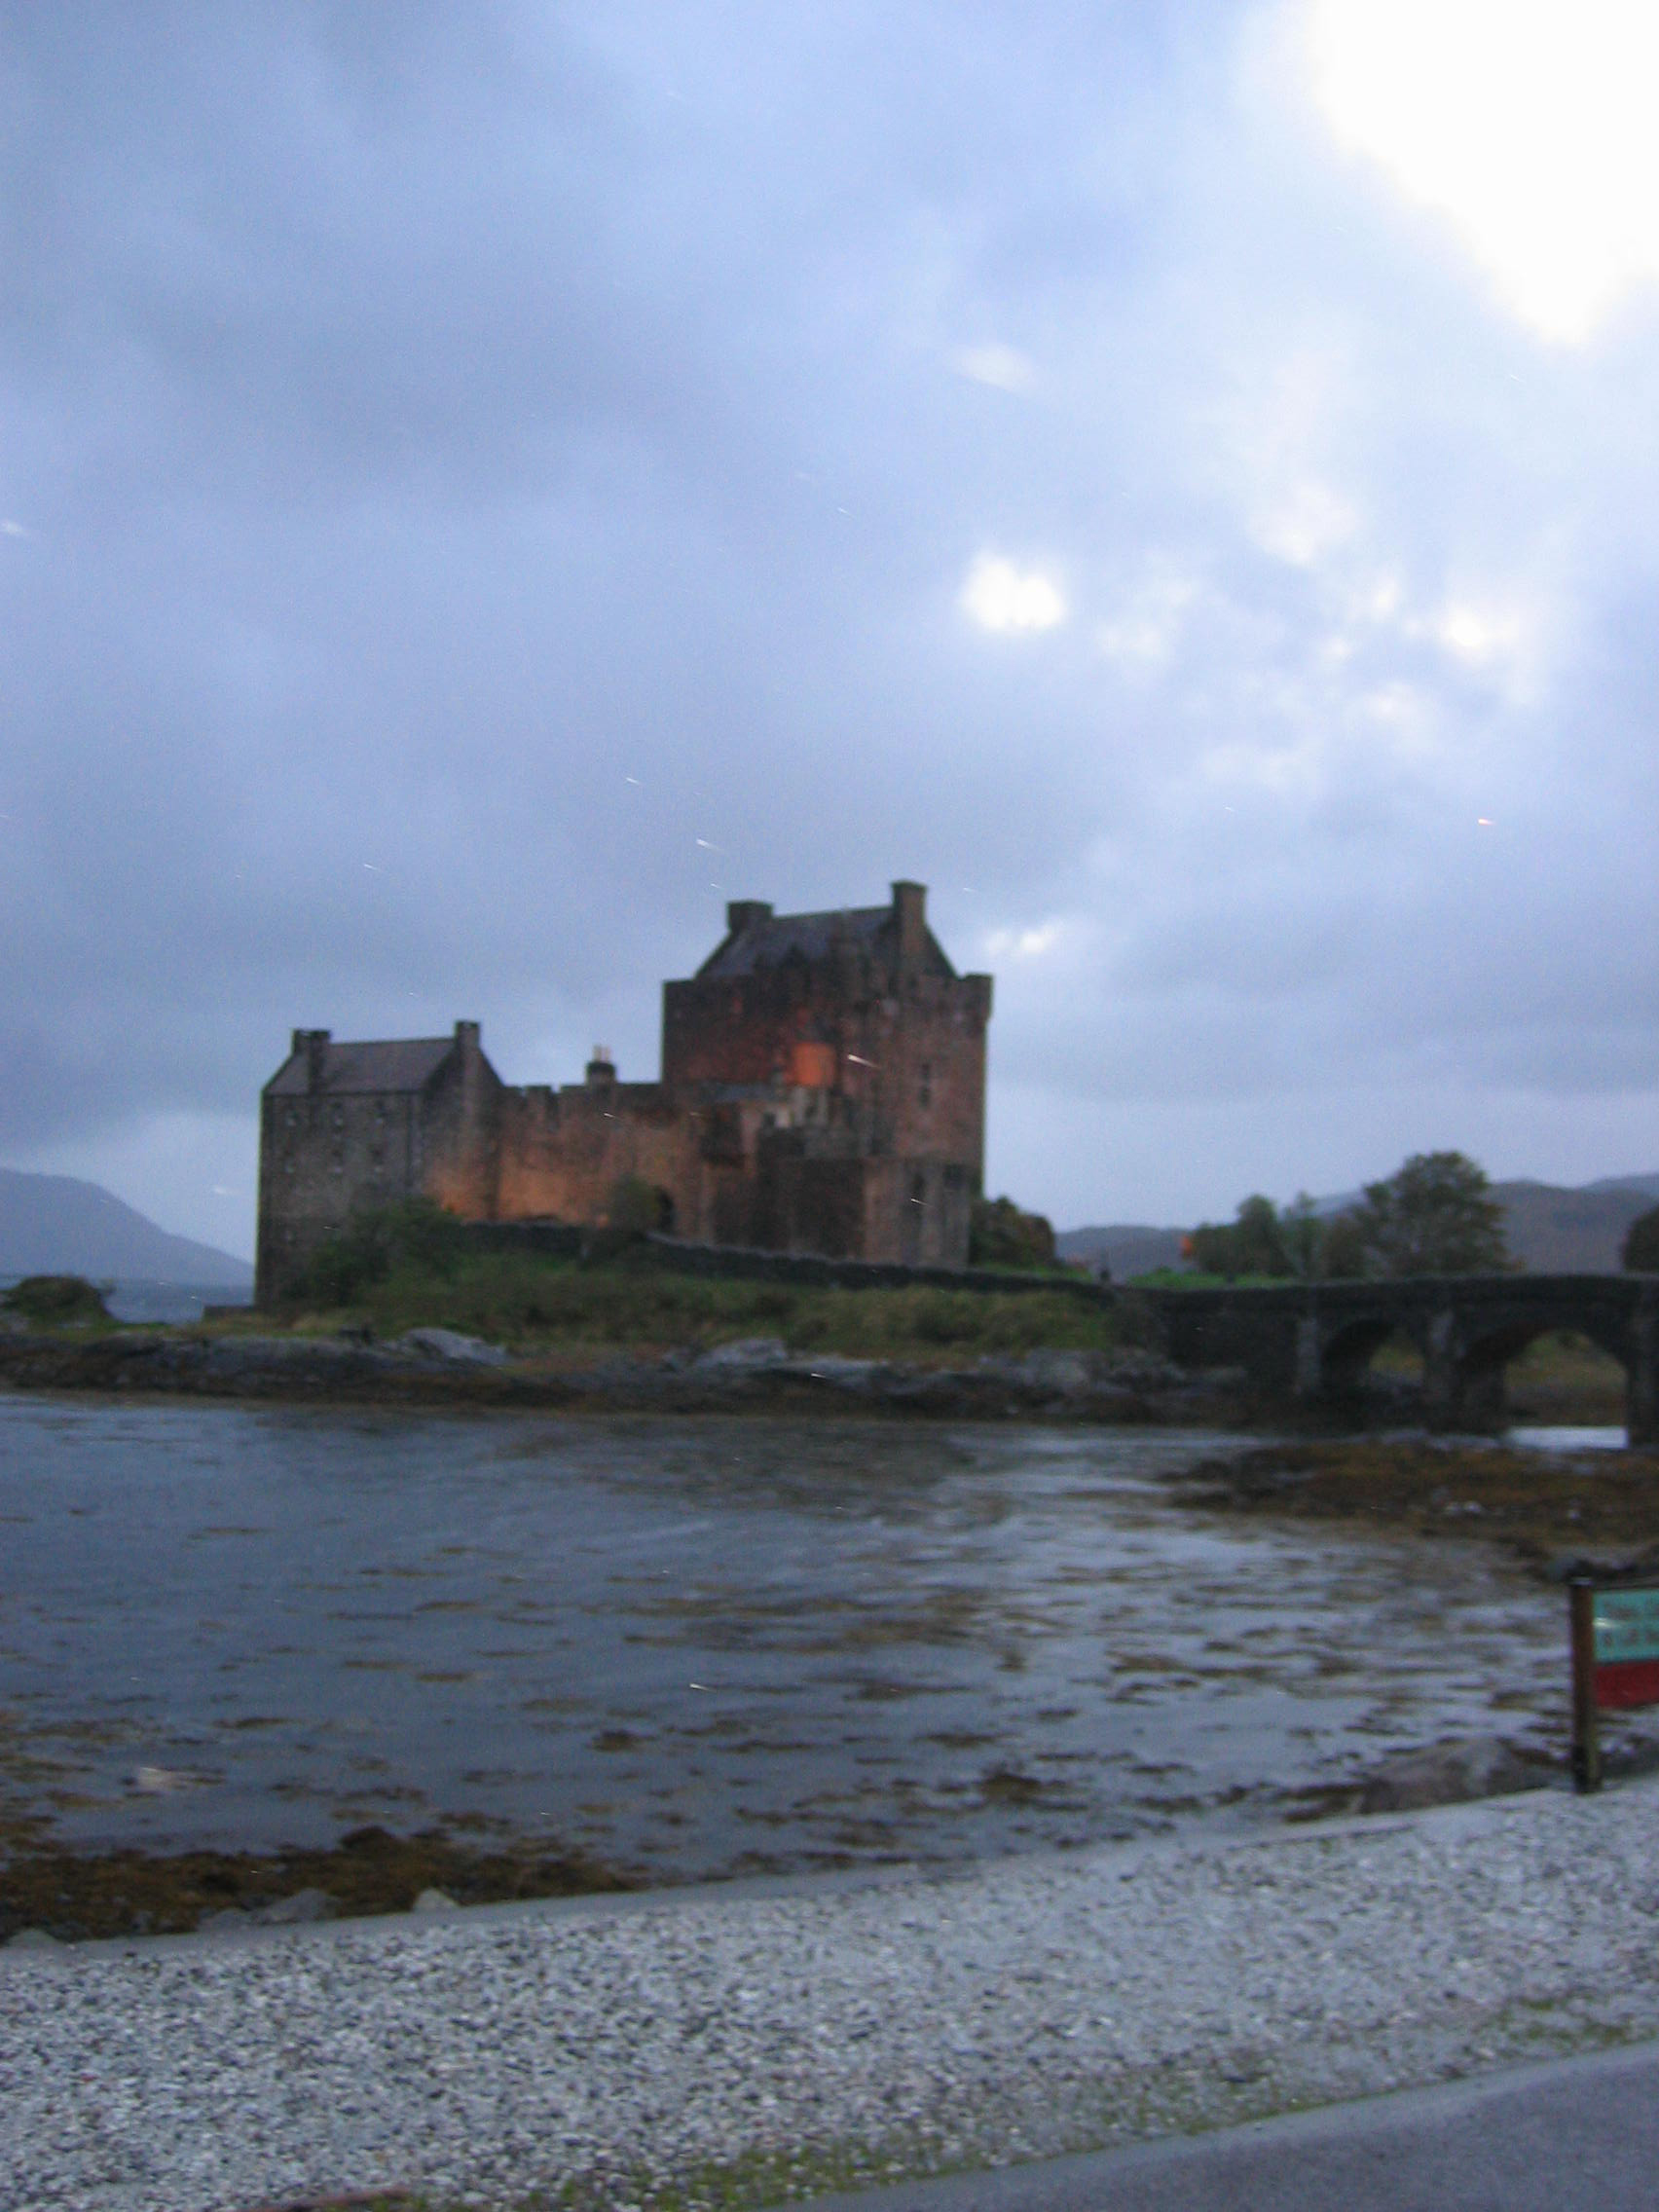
[276,1251,1134,1364]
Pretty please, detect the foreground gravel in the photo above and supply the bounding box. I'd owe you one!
[6,1780,1659,2212]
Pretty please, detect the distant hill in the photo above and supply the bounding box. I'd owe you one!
[1059,1172,1659,1279]
[1054,1223,1186,1277]
[1491,1179,1657,1273]
[1583,1172,1659,1200]
[0,1168,252,1286]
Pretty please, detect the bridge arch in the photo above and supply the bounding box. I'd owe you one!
[1317,1313,1406,1392]
[1141,1274,1658,1444]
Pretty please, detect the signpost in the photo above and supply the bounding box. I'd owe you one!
[1569,1578,1659,1791]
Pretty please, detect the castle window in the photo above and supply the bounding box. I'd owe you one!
[331,1105,344,1129]
[330,1147,344,1174]
[919,1061,932,1108]
[284,1108,298,1130]
[283,1156,295,1176]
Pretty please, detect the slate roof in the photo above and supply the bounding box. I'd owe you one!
[266,1037,459,1096]
[697,905,954,980]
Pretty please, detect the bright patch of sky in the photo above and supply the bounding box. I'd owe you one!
[960,555,1067,634]
[984,920,1066,962]
[1303,0,1659,343]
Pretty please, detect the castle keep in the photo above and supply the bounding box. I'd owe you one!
[255,882,992,1303]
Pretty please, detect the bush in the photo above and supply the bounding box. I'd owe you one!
[297,1198,468,1307]
[969,1196,1057,1270]
[1624,1204,1659,1272]
[2,1274,111,1325]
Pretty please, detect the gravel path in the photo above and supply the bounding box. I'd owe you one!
[6,1779,1659,2212]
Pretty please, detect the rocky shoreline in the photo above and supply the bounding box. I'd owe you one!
[12,1779,1659,2212]
[0,1325,1247,1422]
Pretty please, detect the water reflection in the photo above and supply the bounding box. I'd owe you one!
[0,1400,1568,1877]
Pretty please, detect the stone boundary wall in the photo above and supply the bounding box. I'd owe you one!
[458,1221,588,1262]
[456,1221,1113,1303]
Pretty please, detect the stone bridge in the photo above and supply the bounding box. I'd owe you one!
[1140,1273,1659,1444]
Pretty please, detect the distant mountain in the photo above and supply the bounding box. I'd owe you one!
[1054,1223,1186,1277]
[1582,1171,1659,1201]
[1490,1179,1656,1273]
[0,1168,252,1286]
[1059,1171,1659,1279]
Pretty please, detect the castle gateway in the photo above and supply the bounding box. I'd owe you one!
[255,882,993,1304]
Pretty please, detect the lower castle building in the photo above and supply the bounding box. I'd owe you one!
[255,881,992,1304]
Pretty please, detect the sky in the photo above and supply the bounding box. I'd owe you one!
[3,0,1657,1260]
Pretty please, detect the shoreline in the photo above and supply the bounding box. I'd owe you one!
[0,1326,1250,1423]
[11,1775,1659,2212]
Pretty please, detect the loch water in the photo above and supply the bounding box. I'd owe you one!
[0,1397,1575,1878]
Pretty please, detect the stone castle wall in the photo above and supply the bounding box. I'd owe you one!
[256,884,992,1304]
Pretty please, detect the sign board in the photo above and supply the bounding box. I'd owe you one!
[1569,1579,1659,1790]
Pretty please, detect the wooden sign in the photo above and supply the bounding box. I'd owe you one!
[1569,1578,1659,1790]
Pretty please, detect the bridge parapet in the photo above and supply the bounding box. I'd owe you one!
[1137,1273,1659,1443]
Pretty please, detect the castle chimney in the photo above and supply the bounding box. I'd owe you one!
[586,1045,616,1087]
[891,881,927,968]
[726,899,773,936]
[454,1019,481,1058]
[295,1029,331,1091]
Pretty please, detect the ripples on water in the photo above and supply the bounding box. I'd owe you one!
[0,1399,1570,1876]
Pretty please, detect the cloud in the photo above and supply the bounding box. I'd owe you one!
[1097,564,1198,668]
[0,1,1654,1247]
[960,554,1067,634]
[949,342,1040,395]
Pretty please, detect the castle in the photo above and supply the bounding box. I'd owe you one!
[255,882,993,1304]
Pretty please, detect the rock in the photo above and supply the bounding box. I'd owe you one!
[6,1927,60,1949]
[1358,1737,1542,1815]
[784,1353,880,1390]
[975,1349,1093,1398]
[197,1906,252,1933]
[397,1327,509,1367]
[253,1887,334,1926]
[412,1886,459,1913]
[694,1337,790,1372]
[130,1763,203,1794]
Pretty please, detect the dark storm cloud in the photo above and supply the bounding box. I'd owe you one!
[1,0,1655,1240]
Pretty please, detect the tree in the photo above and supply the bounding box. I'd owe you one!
[1347,1151,1511,1277]
[1184,1195,1292,1279]
[1318,1211,1368,1279]
[1280,1192,1324,1279]
[969,1196,1056,1270]
[1624,1203,1659,1272]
